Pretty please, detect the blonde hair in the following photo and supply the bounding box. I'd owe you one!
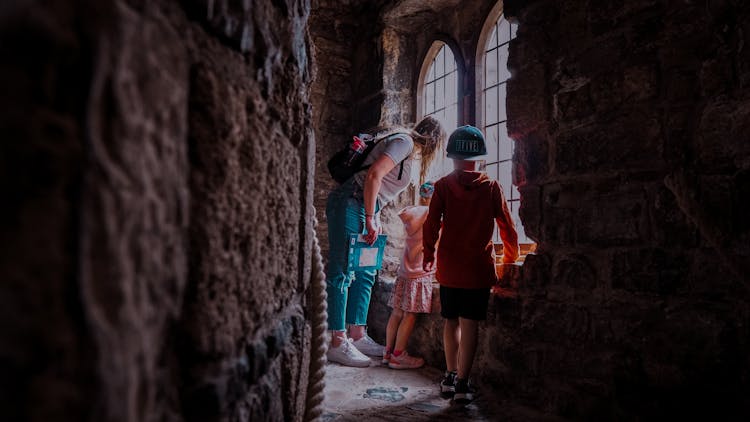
[411,116,446,185]
[364,116,446,185]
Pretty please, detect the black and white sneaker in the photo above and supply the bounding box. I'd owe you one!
[440,371,457,395]
[453,378,476,403]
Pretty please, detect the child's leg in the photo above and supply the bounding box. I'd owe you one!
[385,308,403,352]
[443,318,460,372]
[457,317,479,379]
[394,311,417,353]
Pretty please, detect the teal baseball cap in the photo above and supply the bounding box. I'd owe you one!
[446,125,487,160]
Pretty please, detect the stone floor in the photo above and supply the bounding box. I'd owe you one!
[322,356,564,421]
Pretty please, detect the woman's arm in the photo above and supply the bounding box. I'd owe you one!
[362,153,397,245]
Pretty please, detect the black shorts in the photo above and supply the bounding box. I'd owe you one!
[439,286,491,321]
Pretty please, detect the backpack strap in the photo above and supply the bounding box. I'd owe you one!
[390,132,409,181]
[355,132,410,177]
[353,135,388,174]
[364,159,404,180]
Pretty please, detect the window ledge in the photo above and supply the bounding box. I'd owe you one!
[493,261,524,298]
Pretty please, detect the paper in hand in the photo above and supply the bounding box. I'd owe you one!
[347,234,387,272]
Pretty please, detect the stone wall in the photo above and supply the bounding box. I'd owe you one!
[310,0,358,255]
[366,0,750,419]
[0,1,315,421]
[498,0,750,418]
[8,0,746,419]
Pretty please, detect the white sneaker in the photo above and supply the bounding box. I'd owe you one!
[326,338,371,367]
[351,334,385,356]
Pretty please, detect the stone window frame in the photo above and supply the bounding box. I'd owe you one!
[475,1,536,257]
[415,37,465,189]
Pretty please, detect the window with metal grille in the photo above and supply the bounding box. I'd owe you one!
[480,14,532,245]
[418,41,459,183]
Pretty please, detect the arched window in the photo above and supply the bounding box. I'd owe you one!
[478,7,531,245]
[417,41,460,183]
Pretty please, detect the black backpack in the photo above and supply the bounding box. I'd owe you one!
[327,132,407,184]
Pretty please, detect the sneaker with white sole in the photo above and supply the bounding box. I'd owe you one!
[326,338,371,367]
[387,351,424,370]
[440,371,457,395]
[453,378,476,403]
[351,333,385,356]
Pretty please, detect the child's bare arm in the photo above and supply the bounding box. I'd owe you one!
[423,185,443,271]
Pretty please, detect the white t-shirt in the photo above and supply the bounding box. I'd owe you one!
[353,133,414,209]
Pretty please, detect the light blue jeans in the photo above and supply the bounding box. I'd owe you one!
[326,179,380,331]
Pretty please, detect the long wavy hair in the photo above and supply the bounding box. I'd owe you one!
[410,116,446,185]
[366,116,446,185]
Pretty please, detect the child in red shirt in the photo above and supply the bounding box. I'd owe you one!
[423,125,519,403]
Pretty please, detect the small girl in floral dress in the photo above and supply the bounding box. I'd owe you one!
[383,181,436,369]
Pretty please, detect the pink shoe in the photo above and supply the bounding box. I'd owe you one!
[382,349,391,365]
[387,351,424,369]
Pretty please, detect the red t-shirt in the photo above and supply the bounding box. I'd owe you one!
[423,170,519,289]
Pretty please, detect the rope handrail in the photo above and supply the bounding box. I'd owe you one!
[304,217,328,421]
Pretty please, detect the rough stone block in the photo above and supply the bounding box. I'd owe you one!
[497,262,523,289]
[610,248,689,295]
[698,100,750,171]
[700,57,734,97]
[587,63,658,115]
[738,20,750,87]
[538,182,587,246]
[519,252,552,295]
[354,91,386,131]
[648,184,699,247]
[663,69,701,104]
[551,253,598,292]
[522,301,594,345]
[507,25,551,68]
[697,175,734,235]
[587,0,660,36]
[487,287,522,327]
[554,81,594,121]
[573,191,649,247]
[518,184,542,242]
[661,106,693,167]
[516,0,560,26]
[514,130,550,185]
[507,63,549,138]
[554,111,662,176]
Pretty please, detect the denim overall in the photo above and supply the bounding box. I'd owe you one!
[325,178,381,331]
